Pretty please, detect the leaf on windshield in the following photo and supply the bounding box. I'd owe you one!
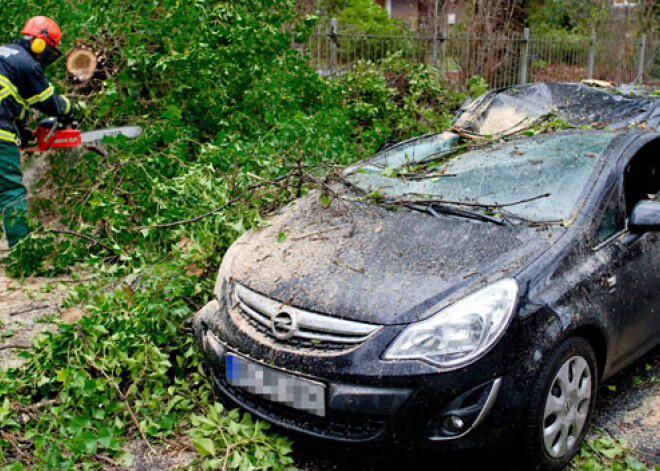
[380,165,397,177]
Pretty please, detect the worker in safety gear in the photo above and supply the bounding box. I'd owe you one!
[0,16,77,247]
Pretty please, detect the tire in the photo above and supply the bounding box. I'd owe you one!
[521,337,599,471]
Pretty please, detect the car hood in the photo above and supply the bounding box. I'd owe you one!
[227,192,563,325]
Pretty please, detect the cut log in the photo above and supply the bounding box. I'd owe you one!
[582,79,614,89]
[66,48,98,81]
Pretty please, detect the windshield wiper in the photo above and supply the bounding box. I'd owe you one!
[406,202,509,226]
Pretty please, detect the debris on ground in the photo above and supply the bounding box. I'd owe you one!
[0,240,80,369]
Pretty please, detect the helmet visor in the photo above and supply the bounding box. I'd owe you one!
[39,43,62,67]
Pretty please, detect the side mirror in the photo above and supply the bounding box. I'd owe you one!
[629,200,660,234]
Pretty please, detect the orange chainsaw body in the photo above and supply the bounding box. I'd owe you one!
[35,124,82,151]
[23,118,81,153]
[22,118,142,154]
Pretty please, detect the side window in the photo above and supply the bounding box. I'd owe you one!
[595,188,622,244]
[623,141,660,217]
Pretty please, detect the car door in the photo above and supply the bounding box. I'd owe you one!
[611,139,660,369]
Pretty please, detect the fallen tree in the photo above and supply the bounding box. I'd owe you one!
[0,1,465,469]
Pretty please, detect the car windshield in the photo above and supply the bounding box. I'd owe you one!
[345,131,619,222]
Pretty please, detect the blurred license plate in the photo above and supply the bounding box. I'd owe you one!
[226,354,326,417]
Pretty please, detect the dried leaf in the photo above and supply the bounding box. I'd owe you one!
[60,307,89,324]
[186,264,205,277]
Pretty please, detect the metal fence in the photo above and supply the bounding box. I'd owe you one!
[296,20,660,90]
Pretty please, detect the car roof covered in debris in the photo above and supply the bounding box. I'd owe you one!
[454,82,660,137]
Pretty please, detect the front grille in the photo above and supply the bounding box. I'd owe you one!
[229,283,380,352]
[213,371,388,442]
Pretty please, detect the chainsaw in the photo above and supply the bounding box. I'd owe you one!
[22,118,143,153]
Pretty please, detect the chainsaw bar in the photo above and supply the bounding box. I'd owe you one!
[80,126,143,143]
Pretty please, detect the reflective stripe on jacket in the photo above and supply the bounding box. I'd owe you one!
[0,40,75,144]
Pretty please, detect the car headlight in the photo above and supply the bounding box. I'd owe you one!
[383,278,519,368]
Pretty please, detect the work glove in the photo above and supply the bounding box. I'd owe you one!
[17,121,34,148]
[59,115,77,127]
[59,101,82,127]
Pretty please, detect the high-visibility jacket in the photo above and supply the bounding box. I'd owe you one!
[0,39,76,145]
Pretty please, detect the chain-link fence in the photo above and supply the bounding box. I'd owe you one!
[296,20,660,90]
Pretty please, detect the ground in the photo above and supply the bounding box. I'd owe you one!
[0,239,198,471]
[1,236,658,469]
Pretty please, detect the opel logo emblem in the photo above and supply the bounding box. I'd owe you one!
[271,311,298,340]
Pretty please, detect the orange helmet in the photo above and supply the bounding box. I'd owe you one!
[21,16,62,48]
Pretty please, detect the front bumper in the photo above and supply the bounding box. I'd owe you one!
[194,299,532,450]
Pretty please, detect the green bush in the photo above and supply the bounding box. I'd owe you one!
[529,0,608,35]
[334,0,414,63]
[0,1,463,469]
[336,54,463,142]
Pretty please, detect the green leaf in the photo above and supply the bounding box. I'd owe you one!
[1,462,26,471]
[277,232,287,243]
[192,437,216,457]
[626,456,648,471]
[97,426,113,448]
[81,430,99,454]
[380,165,397,177]
[600,445,623,459]
[114,451,134,467]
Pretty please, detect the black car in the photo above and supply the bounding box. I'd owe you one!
[193,84,660,470]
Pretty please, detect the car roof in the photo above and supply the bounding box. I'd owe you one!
[454,82,660,137]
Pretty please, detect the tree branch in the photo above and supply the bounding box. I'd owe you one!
[388,192,551,209]
[134,171,296,230]
[50,228,118,254]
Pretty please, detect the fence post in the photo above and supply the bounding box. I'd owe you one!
[588,29,596,79]
[637,33,647,84]
[519,28,530,85]
[329,18,338,74]
[432,24,438,68]
[440,24,447,75]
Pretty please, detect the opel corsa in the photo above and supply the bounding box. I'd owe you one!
[193,84,660,470]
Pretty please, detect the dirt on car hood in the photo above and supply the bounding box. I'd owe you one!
[227,191,563,325]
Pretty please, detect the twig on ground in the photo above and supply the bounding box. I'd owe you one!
[0,343,30,351]
[0,431,30,460]
[24,398,62,412]
[161,436,196,453]
[94,453,130,470]
[87,361,155,454]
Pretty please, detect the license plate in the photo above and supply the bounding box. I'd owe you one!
[226,354,326,417]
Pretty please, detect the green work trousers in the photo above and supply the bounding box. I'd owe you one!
[0,141,29,247]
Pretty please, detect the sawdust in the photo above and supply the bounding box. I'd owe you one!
[123,439,196,471]
[0,237,85,370]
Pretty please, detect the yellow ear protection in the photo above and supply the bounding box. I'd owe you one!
[31,38,46,54]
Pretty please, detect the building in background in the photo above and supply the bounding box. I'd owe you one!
[611,0,637,7]
[374,0,466,30]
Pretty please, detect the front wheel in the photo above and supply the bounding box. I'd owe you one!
[522,337,599,471]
